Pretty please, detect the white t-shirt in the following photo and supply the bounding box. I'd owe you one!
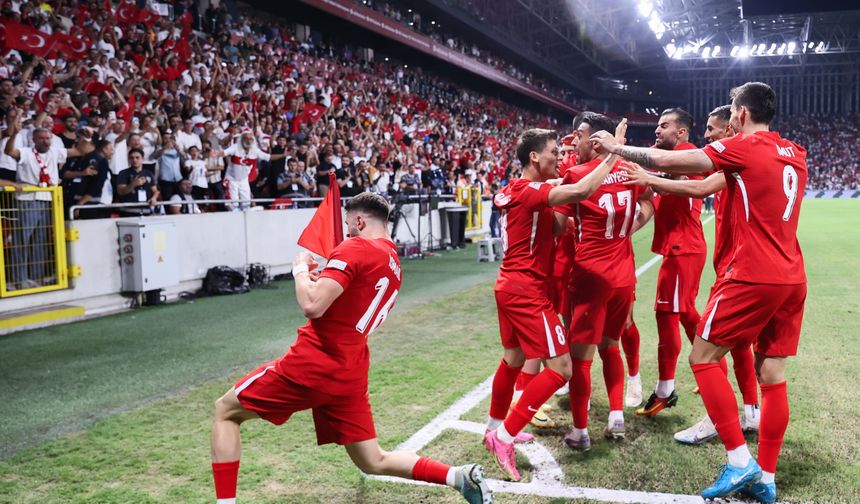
[169,193,201,214]
[185,159,208,189]
[16,146,66,201]
[0,135,25,172]
[176,130,202,155]
[223,143,270,181]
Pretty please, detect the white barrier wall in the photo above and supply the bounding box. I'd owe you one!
[0,201,493,316]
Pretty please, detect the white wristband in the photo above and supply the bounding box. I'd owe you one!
[292,263,309,276]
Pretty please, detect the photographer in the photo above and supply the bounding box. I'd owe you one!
[116,148,159,215]
[276,158,312,198]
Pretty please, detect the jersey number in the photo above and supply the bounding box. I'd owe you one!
[782,165,798,221]
[355,277,399,336]
[597,190,633,239]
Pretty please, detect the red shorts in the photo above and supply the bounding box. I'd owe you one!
[496,290,568,359]
[569,284,635,345]
[234,360,376,445]
[654,253,707,313]
[698,280,807,357]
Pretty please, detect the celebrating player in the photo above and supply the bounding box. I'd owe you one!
[591,82,806,502]
[635,108,708,417]
[484,122,627,481]
[210,193,492,504]
[624,104,760,444]
[555,112,654,450]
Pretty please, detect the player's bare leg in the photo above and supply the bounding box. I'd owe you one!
[689,337,763,499]
[734,354,787,503]
[210,389,260,504]
[485,352,571,480]
[346,440,492,504]
[565,343,597,451]
[598,336,626,440]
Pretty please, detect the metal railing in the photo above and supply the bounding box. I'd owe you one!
[0,186,68,298]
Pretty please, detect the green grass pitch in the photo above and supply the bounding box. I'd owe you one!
[0,199,858,503]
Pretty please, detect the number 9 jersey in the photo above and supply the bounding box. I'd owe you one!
[278,237,402,396]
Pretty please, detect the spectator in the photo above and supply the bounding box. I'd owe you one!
[74,140,112,220]
[116,148,159,215]
[154,133,182,202]
[399,164,422,195]
[203,139,225,206]
[168,179,202,215]
[183,145,209,201]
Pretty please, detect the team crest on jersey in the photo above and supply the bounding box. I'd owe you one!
[711,140,726,153]
[494,192,511,206]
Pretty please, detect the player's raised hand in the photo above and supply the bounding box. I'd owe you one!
[589,130,619,153]
[614,117,628,145]
[293,252,319,271]
[622,163,654,186]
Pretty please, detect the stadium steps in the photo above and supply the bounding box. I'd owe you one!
[0,305,85,336]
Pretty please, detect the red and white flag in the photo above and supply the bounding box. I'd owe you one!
[52,33,90,60]
[34,76,53,111]
[2,21,54,57]
[297,172,344,259]
[114,1,139,24]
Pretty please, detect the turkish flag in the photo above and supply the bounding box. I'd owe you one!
[84,81,112,95]
[52,33,90,60]
[137,9,160,27]
[291,103,327,133]
[297,172,344,259]
[2,21,54,57]
[34,76,53,112]
[117,92,136,129]
[114,1,139,24]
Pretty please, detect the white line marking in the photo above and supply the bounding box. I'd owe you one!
[373,214,737,503]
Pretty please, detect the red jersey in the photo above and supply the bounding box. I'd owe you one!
[712,177,732,278]
[557,157,642,288]
[702,131,807,285]
[277,237,402,396]
[494,178,555,297]
[651,142,707,256]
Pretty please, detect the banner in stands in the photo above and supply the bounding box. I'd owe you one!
[298,0,579,115]
[804,189,860,198]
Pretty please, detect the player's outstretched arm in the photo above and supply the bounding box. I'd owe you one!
[547,152,619,207]
[293,252,345,319]
[590,130,714,174]
[624,165,727,198]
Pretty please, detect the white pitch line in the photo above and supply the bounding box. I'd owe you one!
[373,214,733,503]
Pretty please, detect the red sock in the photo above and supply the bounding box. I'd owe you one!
[692,363,744,450]
[489,358,521,420]
[680,310,700,344]
[732,347,759,406]
[621,322,640,377]
[758,381,789,473]
[719,356,729,376]
[504,368,567,436]
[656,312,681,380]
[569,359,592,429]
[212,460,240,500]
[514,369,538,394]
[411,456,450,486]
[598,346,624,411]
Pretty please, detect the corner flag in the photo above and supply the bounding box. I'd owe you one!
[297,172,344,258]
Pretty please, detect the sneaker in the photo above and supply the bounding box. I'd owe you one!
[741,406,760,433]
[554,382,569,396]
[635,390,679,417]
[738,481,777,504]
[625,375,643,407]
[483,429,521,481]
[453,464,493,504]
[701,459,762,500]
[603,420,625,440]
[485,429,533,444]
[563,428,591,451]
[529,404,556,429]
[674,416,717,445]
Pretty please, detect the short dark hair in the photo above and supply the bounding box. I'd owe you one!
[661,107,694,131]
[345,192,390,222]
[708,105,731,123]
[516,128,558,166]
[730,82,776,125]
[572,113,585,131]
[95,140,112,152]
[128,148,144,158]
[577,112,615,137]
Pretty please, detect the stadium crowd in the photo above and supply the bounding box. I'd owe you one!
[0,0,562,219]
[772,114,860,190]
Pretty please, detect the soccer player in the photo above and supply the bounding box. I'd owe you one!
[624,105,760,444]
[591,82,806,502]
[210,193,492,504]
[622,308,643,407]
[635,108,708,417]
[555,112,654,450]
[484,122,627,481]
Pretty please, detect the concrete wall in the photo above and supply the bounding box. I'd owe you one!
[0,201,492,317]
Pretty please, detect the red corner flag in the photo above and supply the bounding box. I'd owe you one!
[297,172,344,258]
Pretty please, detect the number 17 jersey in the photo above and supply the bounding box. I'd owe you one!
[277,237,402,396]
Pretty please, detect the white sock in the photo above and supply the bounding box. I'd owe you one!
[497,423,515,444]
[216,499,236,504]
[512,389,524,401]
[744,404,760,420]
[608,410,624,424]
[655,379,674,398]
[575,427,588,437]
[761,471,775,484]
[486,417,503,431]
[628,373,640,381]
[727,444,752,467]
[445,467,457,487]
